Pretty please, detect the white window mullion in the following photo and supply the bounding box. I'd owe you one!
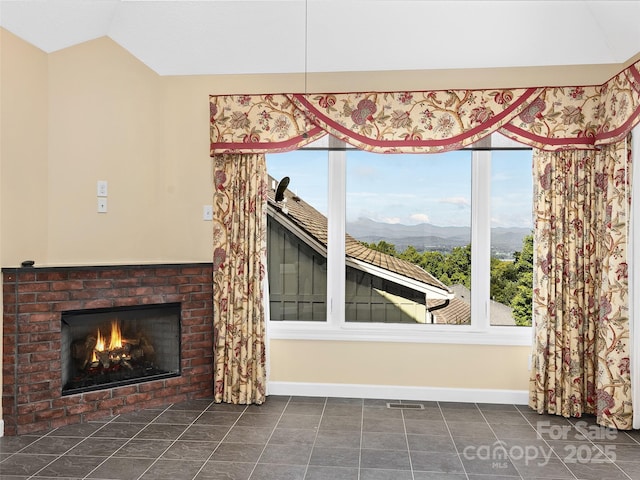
[327,147,346,326]
[472,149,491,331]
[266,134,533,344]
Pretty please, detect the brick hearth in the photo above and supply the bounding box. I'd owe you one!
[2,263,214,436]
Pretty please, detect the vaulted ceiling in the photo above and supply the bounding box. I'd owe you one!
[1,0,639,77]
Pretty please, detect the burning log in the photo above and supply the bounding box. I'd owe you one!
[70,321,158,378]
[96,350,111,368]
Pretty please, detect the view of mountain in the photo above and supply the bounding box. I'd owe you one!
[347,218,531,258]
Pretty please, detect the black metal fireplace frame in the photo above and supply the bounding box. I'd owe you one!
[60,302,182,396]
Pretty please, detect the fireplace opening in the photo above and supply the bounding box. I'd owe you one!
[61,303,181,396]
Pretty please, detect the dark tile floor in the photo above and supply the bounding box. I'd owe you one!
[1,396,639,480]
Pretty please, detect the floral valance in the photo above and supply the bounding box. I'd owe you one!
[210,59,640,154]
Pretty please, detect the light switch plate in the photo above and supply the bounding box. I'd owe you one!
[97,180,108,197]
[97,197,108,213]
[203,205,213,221]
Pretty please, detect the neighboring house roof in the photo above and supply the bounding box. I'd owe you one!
[430,284,515,326]
[266,176,452,298]
[430,284,471,325]
[428,297,471,325]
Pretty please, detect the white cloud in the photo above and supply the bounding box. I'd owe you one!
[491,214,533,229]
[439,196,470,208]
[410,213,430,223]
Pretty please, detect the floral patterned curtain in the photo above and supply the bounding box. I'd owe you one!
[287,89,541,153]
[212,153,267,404]
[504,66,640,150]
[209,59,640,155]
[529,136,633,429]
[208,59,640,414]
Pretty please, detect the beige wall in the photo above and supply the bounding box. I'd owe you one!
[8,30,600,421]
[270,340,530,391]
[1,29,49,267]
[1,29,50,420]
[43,36,220,266]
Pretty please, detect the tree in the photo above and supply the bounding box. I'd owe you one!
[490,257,518,305]
[510,234,533,326]
[366,234,533,326]
[442,245,471,289]
[366,240,398,256]
[417,250,446,280]
[399,245,421,265]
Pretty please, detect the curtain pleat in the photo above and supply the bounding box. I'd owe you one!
[212,153,267,404]
[529,136,633,429]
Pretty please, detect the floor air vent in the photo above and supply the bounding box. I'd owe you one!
[386,402,424,410]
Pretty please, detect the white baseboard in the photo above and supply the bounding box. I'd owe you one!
[267,381,529,405]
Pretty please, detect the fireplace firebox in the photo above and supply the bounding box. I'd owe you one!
[61,303,181,395]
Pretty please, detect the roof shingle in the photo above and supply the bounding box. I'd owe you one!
[267,176,450,294]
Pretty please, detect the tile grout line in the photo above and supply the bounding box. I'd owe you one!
[183,401,250,480]
[299,397,328,480]
[571,421,636,480]
[4,399,638,480]
[357,398,365,480]
[188,402,251,480]
[50,400,221,480]
[21,408,157,480]
[80,403,178,480]
[400,407,415,480]
[245,396,296,480]
[511,404,580,480]
[437,401,472,480]
[515,405,633,480]
[133,401,250,480]
[169,400,248,480]
[474,403,527,479]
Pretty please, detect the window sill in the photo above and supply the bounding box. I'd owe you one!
[267,322,533,346]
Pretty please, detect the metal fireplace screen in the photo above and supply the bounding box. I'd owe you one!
[61,303,181,395]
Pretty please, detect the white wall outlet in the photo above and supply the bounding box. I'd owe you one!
[203,205,213,221]
[97,180,108,197]
[97,197,108,213]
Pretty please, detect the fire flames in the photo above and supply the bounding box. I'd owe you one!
[91,320,125,363]
[68,316,159,394]
[71,318,156,378]
[98,320,123,351]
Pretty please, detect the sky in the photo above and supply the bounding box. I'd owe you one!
[267,148,533,229]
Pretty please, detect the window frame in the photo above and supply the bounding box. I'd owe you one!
[266,136,533,346]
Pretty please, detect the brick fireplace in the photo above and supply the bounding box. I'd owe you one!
[2,263,214,436]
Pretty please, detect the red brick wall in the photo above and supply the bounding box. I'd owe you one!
[2,264,214,436]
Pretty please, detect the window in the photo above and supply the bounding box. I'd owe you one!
[266,134,532,345]
[267,150,328,322]
[345,150,471,325]
[490,150,534,326]
[268,216,327,321]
